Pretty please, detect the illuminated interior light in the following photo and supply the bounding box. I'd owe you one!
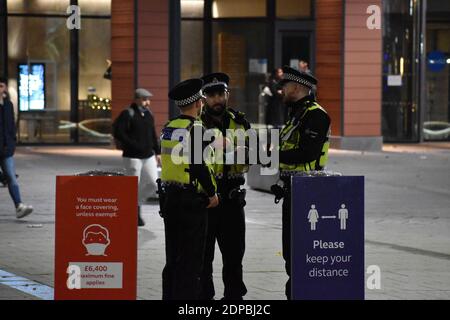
[400,57,404,76]
[212,1,219,18]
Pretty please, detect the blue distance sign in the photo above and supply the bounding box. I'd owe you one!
[291,176,364,300]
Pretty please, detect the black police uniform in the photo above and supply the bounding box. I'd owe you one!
[277,67,331,299]
[161,79,217,300]
[199,73,249,300]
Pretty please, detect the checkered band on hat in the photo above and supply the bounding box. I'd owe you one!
[202,81,228,90]
[283,73,314,88]
[174,90,203,107]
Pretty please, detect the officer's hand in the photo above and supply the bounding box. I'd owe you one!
[207,194,219,208]
[212,137,231,150]
[155,155,161,167]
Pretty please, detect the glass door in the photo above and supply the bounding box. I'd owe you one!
[382,0,425,142]
[280,31,312,71]
[272,29,313,126]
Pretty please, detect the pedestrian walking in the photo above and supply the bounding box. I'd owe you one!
[113,88,161,227]
[0,77,33,219]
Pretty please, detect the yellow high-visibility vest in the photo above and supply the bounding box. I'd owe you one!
[161,117,217,194]
[279,103,330,173]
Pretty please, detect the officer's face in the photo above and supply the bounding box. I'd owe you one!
[282,82,299,103]
[205,90,228,115]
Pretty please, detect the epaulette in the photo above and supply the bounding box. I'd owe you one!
[228,108,250,130]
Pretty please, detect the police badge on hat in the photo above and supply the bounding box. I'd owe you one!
[201,72,230,94]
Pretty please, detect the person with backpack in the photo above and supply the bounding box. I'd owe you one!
[113,88,161,227]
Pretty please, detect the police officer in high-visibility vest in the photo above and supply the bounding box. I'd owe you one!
[275,66,331,299]
[160,78,220,300]
[199,73,250,300]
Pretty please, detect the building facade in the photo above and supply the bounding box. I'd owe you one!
[0,0,449,148]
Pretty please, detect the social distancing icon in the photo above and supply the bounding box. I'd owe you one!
[307,204,319,230]
[338,204,348,230]
[307,203,349,231]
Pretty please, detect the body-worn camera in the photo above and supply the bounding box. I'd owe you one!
[228,187,247,207]
[156,178,166,218]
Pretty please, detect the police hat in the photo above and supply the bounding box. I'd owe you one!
[201,72,230,94]
[279,66,318,89]
[168,78,204,108]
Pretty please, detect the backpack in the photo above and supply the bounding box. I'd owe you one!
[112,107,135,150]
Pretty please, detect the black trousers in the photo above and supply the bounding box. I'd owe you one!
[162,191,208,300]
[200,198,247,299]
[282,192,292,300]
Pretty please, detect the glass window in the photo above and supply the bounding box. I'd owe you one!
[212,0,266,18]
[78,18,111,143]
[7,0,70,14]
[0,7,6,77]
[7,17,70,143]
[181,20,203,80]
[181,0,204,18]
[212,21,268,124]
[276,0,312,19]
[7,0,110,16]
[424,0,450,141]
[78,0,111,15]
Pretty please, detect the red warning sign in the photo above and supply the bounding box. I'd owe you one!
[54,176,138,300]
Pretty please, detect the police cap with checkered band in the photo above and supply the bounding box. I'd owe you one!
[168,78,205,108]
[279,66,318,89]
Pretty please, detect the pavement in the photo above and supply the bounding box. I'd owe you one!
[0,145,449,300]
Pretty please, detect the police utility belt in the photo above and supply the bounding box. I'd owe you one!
[215,173,247,207]
[156,179,209,218]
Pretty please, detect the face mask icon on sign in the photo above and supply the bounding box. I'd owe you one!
[82,224,111,256]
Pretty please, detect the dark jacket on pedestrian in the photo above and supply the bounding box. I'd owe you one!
[114,103,161,159]
[0,98,17,158]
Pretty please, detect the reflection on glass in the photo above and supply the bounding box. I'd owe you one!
[276,0,311,19]
[424,0,450,141]
[382,0,418,142]
[7,0,110,15]
[79,18,111,143]
[8,17,70,143]
[181,0,204,18]
[181,21,203,80]
[7,0,70,14]
[212,22,268,124]
[78,0,111,15]
[212,0,266,18]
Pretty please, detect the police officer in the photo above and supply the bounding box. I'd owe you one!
[276,66,331,299]
[160,78,219,300]
[199,73,250,300]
